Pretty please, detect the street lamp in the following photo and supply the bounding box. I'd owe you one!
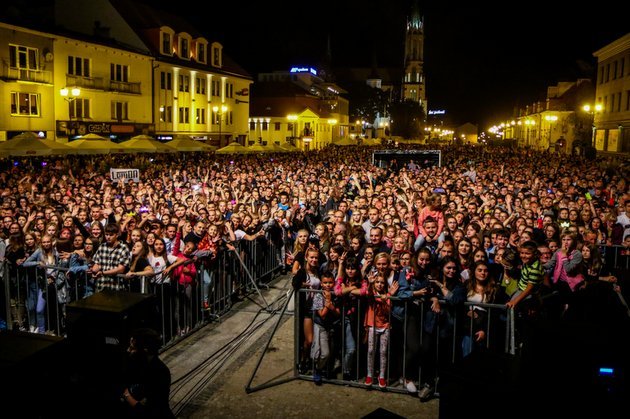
[60,87,81,137]
[328,118,337,144]
[213,104,228,146]
[544,115,558,149]
[287,114,297,144]
[582,103,603,147]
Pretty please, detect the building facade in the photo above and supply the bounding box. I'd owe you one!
[251,68,349,151]
[593,33,630,153]
[0,0,251,148]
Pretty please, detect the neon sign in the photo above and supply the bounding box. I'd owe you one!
[290,67,317,75]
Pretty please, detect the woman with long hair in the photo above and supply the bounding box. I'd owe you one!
[462,260,497,357]
[125,241,154,293]
[293,247,322,374]
[418,256,466,402]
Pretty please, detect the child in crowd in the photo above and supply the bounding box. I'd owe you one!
[506,241,544,316]
[414,193,444,249]
[311,271,340,384]
[364,273,398,389]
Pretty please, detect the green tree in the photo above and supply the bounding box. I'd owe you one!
[347,83,389,124]
[390,100,425,139]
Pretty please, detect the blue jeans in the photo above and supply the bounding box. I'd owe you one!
[26,282,46,332]
[342,316,356,375]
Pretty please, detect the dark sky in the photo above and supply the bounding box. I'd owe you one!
[154,1,627,128]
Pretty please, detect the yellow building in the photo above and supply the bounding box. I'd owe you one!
[593,33,630,154]
[0,23,56,141]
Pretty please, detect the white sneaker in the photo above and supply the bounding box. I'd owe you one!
[405,380,417,393]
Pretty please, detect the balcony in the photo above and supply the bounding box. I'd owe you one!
[2,66,52,84]
[66,74,104,90]
[65,75,141,94]
[109,80,141,94]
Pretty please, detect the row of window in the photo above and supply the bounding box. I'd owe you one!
[599,56,629,84]
[159,72,234,97]
[161,32,221,67]
[249,122,329,132]
[9,91,128,120]
[598,90,630,113]
[159,107,232,125]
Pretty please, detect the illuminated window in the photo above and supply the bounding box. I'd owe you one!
[10,92,39,116]
[69,98,90,118]
[111,101,128,120]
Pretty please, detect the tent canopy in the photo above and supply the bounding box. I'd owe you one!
[167,136,216,152]
[215,141,251,154]
[0,132,74,156]
[67,133,127,154]
[332,138,357,146]
[120,135,177,153]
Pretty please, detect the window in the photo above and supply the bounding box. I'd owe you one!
[249,121,255,130]
[162,32,171,55]
[262,121,268,130]
[180,38,189,59]
[160,71,172,90]
[160,106,173,123]
[196,108,205,124]
[197,43,205,63]
[110,64,129,82]
[10,92,39,116]
[69,98,90,119]
[229,112,233,125]
[9,45,38,70]
[179,75,189,92]
[179,107,190,124]
[196,77,206,94]
[626,91,630,111]
[274,122,281,131]
[111,101,128,120]
[212,80,220,97]
[67,56,90,77]
[212,45,222,67]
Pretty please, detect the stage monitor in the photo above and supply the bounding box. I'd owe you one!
[372,149,441,171]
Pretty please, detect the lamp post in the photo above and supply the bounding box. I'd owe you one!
[60,87,80,138]
[544,115,558,150]
[287,114,297,144]
[328,118,337,145]
[582,103,603,148]
[213,104,228,147]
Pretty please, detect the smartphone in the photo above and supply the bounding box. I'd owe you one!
[585,192,592,201]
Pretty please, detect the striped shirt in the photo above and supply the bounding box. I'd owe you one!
[517,259,544,292]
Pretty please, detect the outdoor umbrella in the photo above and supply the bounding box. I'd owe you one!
[0,132,74,156]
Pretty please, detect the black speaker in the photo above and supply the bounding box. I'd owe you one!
[439,351,520,419]
[66,290,157,348]
[65,291,158,417]
[0,331,70,418]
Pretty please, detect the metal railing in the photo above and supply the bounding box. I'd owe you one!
[1,237,284,350]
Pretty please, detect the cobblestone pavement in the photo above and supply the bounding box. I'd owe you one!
[162,276,439,418]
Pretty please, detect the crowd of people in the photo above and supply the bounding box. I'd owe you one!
[0,144,628,400]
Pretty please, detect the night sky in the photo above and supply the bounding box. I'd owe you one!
[155,1,628,128]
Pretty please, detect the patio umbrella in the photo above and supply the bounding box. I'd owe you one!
[248,143,270,153]
[332,138,357,146]
[0,132,74,156]
[167,136,216,152]
[121,135,177,153]
[215,141,251,154]
[67,133,127,154]
[280,143,299,152]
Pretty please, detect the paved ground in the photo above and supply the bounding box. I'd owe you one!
[162,275,439,418]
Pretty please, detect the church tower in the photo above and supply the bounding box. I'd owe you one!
[401,1,426,109]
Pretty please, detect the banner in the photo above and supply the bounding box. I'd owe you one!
[110,168,140,183]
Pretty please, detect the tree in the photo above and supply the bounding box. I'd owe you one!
[390,100,425,139]
[346,83,389,124]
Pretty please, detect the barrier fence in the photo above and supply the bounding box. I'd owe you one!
[1,237,284,349]
[293,288,516,393]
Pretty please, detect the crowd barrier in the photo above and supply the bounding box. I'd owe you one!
[0,237,284,349]
[293,288,516,393]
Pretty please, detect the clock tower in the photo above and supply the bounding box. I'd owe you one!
[402,1,426,110]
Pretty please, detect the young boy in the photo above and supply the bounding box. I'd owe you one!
[311,271,340,384]
[506,241,544,313]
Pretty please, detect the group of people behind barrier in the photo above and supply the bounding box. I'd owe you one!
[0,145,629,395]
